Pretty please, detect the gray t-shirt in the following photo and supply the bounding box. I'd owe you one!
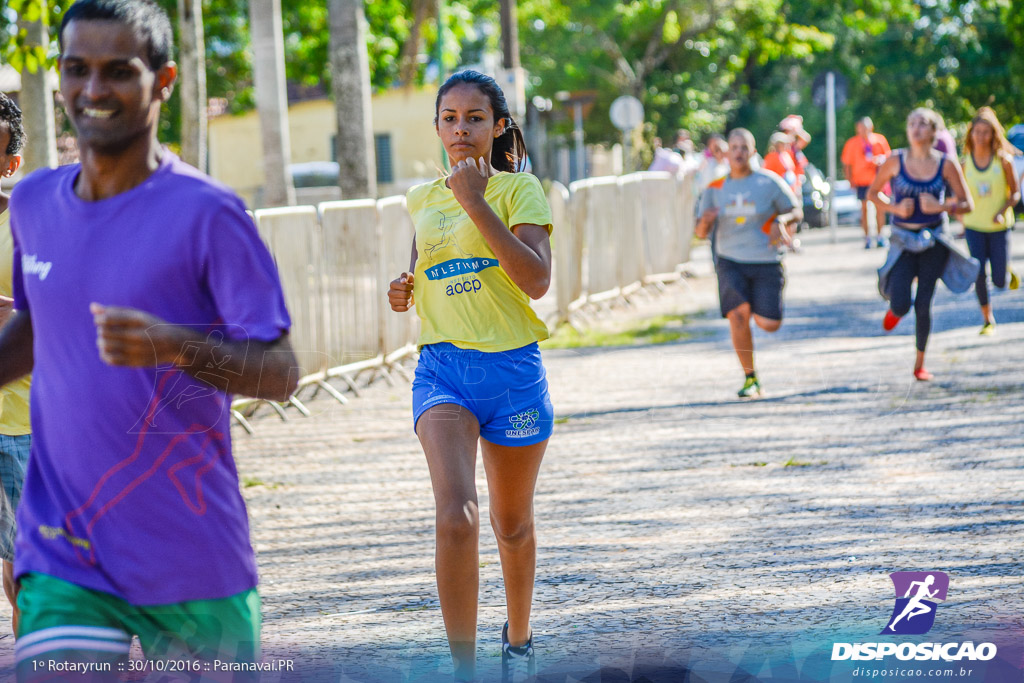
[699,169,799,263]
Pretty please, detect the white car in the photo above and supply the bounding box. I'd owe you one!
[831,179,862,226]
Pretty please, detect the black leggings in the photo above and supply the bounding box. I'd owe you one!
[888,243,950,352]
[965,229,1008,307]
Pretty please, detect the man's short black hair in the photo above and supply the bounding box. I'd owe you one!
[59,0,173,70]
[0,93,24,156]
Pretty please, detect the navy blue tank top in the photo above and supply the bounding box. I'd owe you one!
[891,150,946,228]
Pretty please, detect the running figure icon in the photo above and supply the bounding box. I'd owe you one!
[887,574,939,631]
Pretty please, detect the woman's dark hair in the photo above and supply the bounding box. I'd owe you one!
[434,70,527,173]
[59,0,173,70]
[0,93,24,156]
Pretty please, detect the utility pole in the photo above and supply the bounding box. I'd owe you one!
[498,0,526,121]
[826,72,838,243]
[435,0,445,83]
[499,0,519,69]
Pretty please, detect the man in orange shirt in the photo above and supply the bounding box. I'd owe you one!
[842,117,891,248]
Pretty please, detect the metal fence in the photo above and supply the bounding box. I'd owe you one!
[235,167,698,431]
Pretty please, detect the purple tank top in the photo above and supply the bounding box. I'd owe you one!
[891,150,945,228]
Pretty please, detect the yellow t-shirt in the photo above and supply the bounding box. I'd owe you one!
[962,154,1014,231]
[409,172,553,352]
[0,210,31,435]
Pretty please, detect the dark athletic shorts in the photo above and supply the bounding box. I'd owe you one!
[715,257,785,320]
[856,185,870,200]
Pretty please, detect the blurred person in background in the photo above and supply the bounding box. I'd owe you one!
[960,106,1021,335]
[842,117,892,248]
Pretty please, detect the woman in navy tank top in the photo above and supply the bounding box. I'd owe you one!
[866,108,974,381]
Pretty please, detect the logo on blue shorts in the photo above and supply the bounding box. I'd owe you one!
[505,409,541,438]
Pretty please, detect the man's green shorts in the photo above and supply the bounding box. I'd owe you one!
[15,573,261,681]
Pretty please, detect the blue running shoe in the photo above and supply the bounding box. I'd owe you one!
[502,621,535,682]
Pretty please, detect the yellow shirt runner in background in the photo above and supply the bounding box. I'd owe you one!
[0,210,31,435]
[408,172,553,352]
[961,155,1014,231]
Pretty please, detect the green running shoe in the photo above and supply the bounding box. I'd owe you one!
[737,376,762,398]
[1009,270,1020,291]
[980,322,996,336]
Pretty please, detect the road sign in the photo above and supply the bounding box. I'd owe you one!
[610,95,644,131]
[812,71,848,110]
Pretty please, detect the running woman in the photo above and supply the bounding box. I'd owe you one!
[387,70,553,682]
[0,92,31,636]
[695,128,802,398]
[869,108,975,381]
[1,0,297,677]
[960,107,1021,335]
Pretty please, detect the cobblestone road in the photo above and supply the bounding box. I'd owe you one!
[1,227,1022,682]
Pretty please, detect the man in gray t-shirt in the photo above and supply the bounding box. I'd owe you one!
[698,161,799,264]
[695,128,802,398]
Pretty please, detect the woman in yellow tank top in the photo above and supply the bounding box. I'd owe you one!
[961,107,1021,335]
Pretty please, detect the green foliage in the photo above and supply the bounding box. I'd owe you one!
[732,0,1023,169]
[1,0,73,72]
[540,314,692,350]
[3,0,1022,162]
[518,0,832,145]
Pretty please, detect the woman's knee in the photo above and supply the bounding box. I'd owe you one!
[436,500,480,543]
[754,316,781,332]
[490,511,535,549]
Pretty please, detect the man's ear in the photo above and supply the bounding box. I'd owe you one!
[156,60,178,102]
[2,154,21,178]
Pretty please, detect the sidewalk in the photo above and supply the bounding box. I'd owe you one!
[2,226,1022,681]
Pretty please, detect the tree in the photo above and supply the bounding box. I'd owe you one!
[731,0,1023,170]
[329,0,376,198]
[3,0,66,171]
[518,0,831,144]
[248,0,295,206]
[177,0,207,170]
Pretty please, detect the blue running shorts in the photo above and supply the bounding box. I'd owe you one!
[412,342,554,447]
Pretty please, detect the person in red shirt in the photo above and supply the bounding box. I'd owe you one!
[762,132,802,250]
[779,114,811,180]
[763,132,800,195]
[842,117,891,248]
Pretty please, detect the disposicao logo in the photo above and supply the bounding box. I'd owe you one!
[831,572,997,663]
[883,571,948,635]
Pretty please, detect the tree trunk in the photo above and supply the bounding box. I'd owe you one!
[178,0,207,172]
[18,14,57,172]
[499,0,519,69]
[399,0,432,86]
[329,0,377,199]
[248,0,295,207]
